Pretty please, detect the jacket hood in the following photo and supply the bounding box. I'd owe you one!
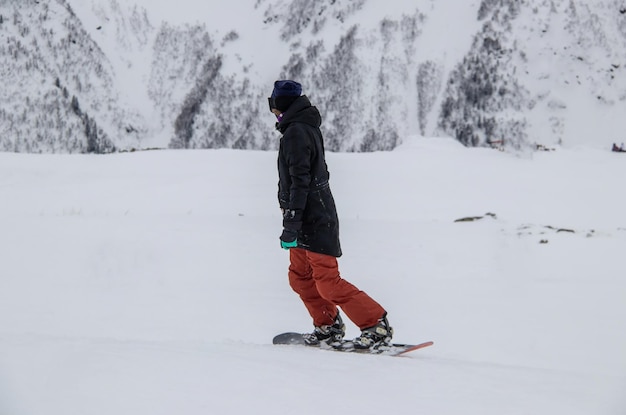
[276,95,321,133]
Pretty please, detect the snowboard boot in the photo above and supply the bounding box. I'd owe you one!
[302,312,346,348]
[353,313,393,350]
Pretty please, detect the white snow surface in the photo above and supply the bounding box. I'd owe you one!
[1,137,625,414]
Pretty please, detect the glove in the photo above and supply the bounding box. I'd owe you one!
[280,232,298,250]
[280,209,302,250]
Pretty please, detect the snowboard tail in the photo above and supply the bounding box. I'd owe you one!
[272,332,433,356]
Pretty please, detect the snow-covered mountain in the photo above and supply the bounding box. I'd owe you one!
[1,0,626,153]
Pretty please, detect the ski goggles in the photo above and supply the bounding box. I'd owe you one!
[268,97,277,112]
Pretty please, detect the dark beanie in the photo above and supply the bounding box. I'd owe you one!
[270,80,302,112]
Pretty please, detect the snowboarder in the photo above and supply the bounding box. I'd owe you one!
[612,142,626,153]
[269,80,393,350]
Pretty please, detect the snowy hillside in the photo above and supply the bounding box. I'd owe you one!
[1,0,626,152]
[0,0,147,153]
[1,139,625,414]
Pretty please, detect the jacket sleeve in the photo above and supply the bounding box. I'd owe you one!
[282,126,311,211]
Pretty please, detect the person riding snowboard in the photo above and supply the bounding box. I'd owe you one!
[269,79,393,349]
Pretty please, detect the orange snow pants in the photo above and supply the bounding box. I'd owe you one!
[288,248,385,330]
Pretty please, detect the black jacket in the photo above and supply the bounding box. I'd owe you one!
[277,96,342,257]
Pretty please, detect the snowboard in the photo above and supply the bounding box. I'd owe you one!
[272,332,434,357]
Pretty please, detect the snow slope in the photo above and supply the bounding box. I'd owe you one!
[1,138,625,414]
[4,0,625,152]
[64,0,626,152]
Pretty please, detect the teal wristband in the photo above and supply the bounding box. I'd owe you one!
[281,239,298,250]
